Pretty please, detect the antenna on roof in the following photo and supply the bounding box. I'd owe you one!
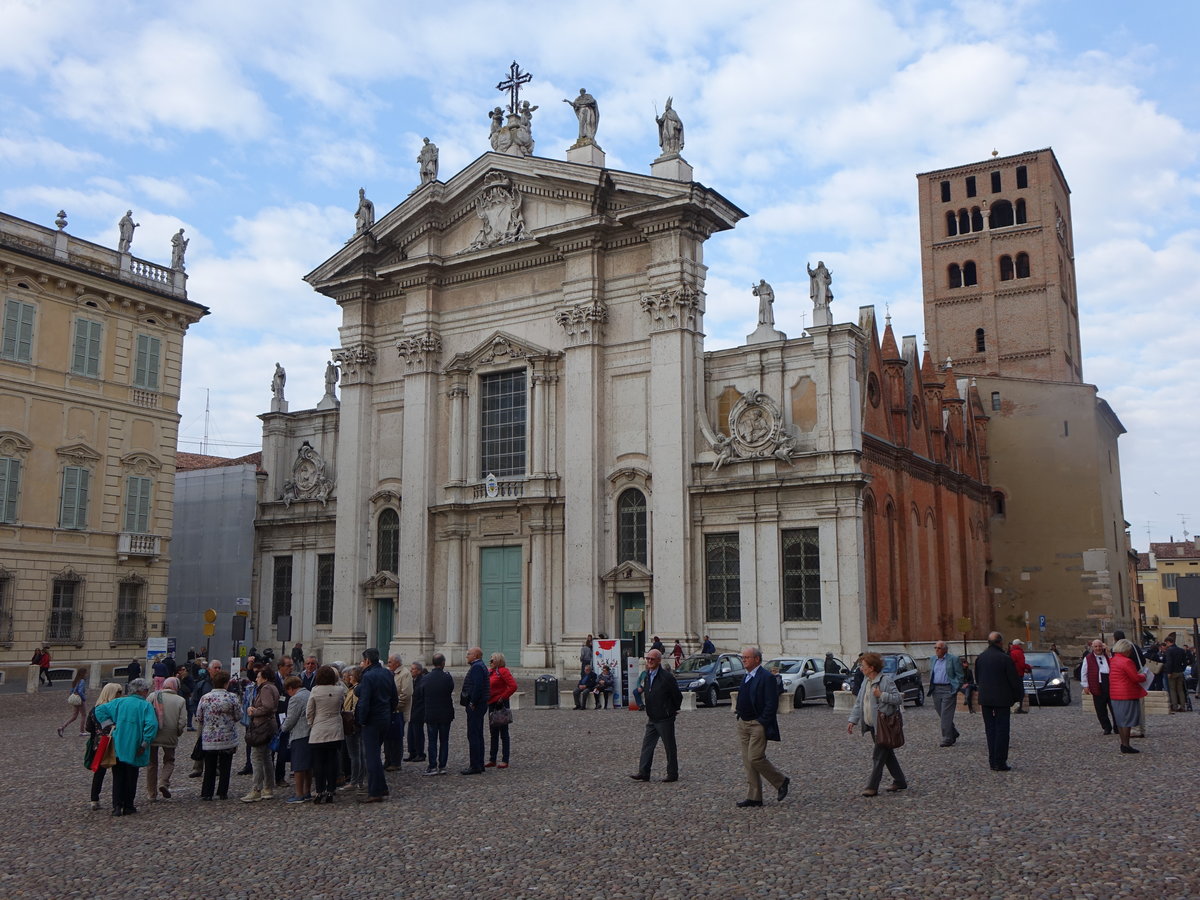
[202,389,211,455]
[1181,513,1191,541]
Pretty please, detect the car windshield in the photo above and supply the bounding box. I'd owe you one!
[765,659,802,674]
[676,657,716,674]
[1024,653,1057,668]
[882,657,899,673]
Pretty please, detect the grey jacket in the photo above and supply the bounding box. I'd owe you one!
[848,673,901,731]
[281,687,312,741]
[149,689,188,747]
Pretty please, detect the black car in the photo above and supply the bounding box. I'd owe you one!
[672,653,746,707]
[844,653,925,706]
[1022,650,1071,706]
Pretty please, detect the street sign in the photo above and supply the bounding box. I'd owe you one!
[203,608,217,624]
[1038,615,1046,631]
[956,617,971,633]
[202,623,215,637]
[623,609,644,633]
[147,637,168,655]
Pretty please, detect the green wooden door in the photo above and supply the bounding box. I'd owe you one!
[375,598,393,653]
[480,546,522,666]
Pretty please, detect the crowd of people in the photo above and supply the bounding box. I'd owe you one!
[73,645,518,816]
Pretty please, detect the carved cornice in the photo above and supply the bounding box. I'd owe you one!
[396,330,443,372]
[56,441,101,467]
[555,300,608,346]
[368,488,401,507]
[120,451,162,475]
[639,285,701,332]
[333,343,378,385]
[0,430,32,459]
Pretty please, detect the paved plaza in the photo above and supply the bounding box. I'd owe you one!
[2,681,1198,899]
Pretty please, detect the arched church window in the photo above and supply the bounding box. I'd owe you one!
[945,211,957,237]
[617,488,648,565]
[999,255,1014,281]
[958,209,970,234]
[377,508,399,574]
[962,261,977,286]
[990,200,1014,228]
[970,207,984,232]
[975,328,986,352]
[991,491,1006,517]
[948,264,962,289]
[1015,198,1027,224]
[1015,252,1030,278]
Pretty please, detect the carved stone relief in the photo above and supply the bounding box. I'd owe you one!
[709,389,798,470]
[333,343,378,385]
[281,441,334,507]
[396,330,443,371]
[466,172,526,252]
[555,300,608,345]
[639,285,701,331]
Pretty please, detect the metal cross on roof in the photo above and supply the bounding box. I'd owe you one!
[496,60,532,115]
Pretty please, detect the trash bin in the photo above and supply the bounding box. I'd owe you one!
[535,674,559,707]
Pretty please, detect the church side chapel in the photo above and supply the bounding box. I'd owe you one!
[253,65,993,667]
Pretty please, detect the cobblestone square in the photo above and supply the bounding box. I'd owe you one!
[1,684,1197,899]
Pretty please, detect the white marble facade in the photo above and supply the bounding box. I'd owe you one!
[255,148,869,666]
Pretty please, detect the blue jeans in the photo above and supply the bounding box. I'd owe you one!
[360,723,387,797]
[426,721,450,770]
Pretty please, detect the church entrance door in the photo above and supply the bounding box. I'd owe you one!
[480,547,522,666]
[375,598,393,653]
[619,592,646,661]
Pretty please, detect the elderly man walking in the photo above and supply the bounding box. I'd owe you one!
[146,677,188,800]
[976,632,1023,771]
[384,653,412,770]
[734,646,789,807]
[929,641,962,747]
[629,648,682,783]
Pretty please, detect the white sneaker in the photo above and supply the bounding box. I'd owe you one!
[438,768,448,775]
[421,768,438,776]
[240,791,262,803]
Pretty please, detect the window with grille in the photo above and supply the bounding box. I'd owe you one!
[59,466,90,530]
[2,299,35,362]
[617,488,647,564]
[48,578,81,642]
[272,556,293,621]
[113,578,145,642]
[0,457,19,523]
[705,533,741,622]
[71,317,102,377]
[316,554,335,625]
[377,509,399,573]
[480,370,526,477]
[0,570,12,643]
[782,529,821,621]
[123,475,152,533]
[134,334,161,390]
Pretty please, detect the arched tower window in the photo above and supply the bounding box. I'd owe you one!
[948,263,962,289]
[990,199,1014,228]
[377,508,399,574]
[975,328,986,352]
[970,207,984,232]
[1015,252,1030,278]
[617,488,648,565]
[1015,198,1027,224]
[962,261,977,286]
[999,255,1014,281]
[991,491,1007,517]
[945,211,957,237]
[958,209,970,234]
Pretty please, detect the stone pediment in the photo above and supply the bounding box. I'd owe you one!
[56,441,101,466]
[362,570,400,590]
[445,330,558,374]
[601,560,653,583]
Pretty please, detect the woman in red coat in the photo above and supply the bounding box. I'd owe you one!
[1108,639,1148,755]
[486,652,518,769]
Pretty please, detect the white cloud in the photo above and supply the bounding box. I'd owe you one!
[0,135,105,170]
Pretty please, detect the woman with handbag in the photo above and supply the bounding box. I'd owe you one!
[92,677,160,817]
[305,665,346,804]
[241,666,279,802]
[58,667,89,737]
[486,652,518,769]
[83,682,124,810]
[1109,639,1149,755]
[847,652,907,797]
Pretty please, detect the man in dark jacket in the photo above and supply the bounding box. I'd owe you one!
[356,648,398,801]
[629,648,683,784]
[1162,635,1188,712]
[734,646,789,807]
[422,654,455,775]
[460,647,490,775]
[974,632,1023,771]
[406,662,427,763]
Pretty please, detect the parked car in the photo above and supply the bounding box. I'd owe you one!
[765,656,851,707]
[843,653,925,706]
[1022,650,1071,706]
[673,653,745,706]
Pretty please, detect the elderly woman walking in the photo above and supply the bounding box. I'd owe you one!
[1109,639,1149,754]
[84,682,125,810]
[306,665,346,804]
[92,678,159,816]
[847,652,907,797]
[241,666,279,802]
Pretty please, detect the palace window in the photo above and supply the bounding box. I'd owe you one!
[1162,573,1177,589]
[704,533,741,622]
[975,328,986,352]
[59,466,90,530]
[377,509,399,574]
[2,299,35,362]
[965,176,977,197]
[123,475,152,534]
[271,555,293,622]
[617,488,648,565]
[71,317,103,377]
[991,391,1001,411]
[113,577,146,643]
[962,261,977,286]
[782,528,821,621]
[940,180,951,202]
[480,369,526,477]
[316,554,335,625]
[991,171,1002,193]
[0,456,19,523]
[48,576,82,642]
[134,334,161,390]
[1016,165,1028,189]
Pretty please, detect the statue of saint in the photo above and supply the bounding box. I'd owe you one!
[272,363,286,401]
[418,137,439,184]
[170,228,188,270]
[563,88,599,144]
[117,210,139,253]
[752,279,775,326]
[807,260,833,309]
[656,97,684,156]
[324,360,339,397]
[354,188,375,235]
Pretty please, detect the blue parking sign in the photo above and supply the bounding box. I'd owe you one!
[1038,615,1046,631]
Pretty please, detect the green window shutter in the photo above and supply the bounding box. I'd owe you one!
[61,466,80,528]
[0,457,18,522]
[135,334,161,389]
[4,299,35,362]
[72,318,101,376]
[124,475,152,533]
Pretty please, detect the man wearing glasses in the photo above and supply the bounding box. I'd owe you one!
[629,649,682,783]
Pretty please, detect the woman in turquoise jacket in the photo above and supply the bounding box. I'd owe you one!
[92,677,159,817]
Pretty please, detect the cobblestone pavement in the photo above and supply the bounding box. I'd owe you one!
[2,683,1198,899]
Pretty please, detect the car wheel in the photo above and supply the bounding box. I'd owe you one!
[1060,687,1071,707]
[706,685,719,708]
[794,686,805,707]
[913,685,925,707]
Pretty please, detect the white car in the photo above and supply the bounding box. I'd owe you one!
[765,656,851,707]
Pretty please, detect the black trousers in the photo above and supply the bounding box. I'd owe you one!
[466,706,486,771]
[407,717,425,758]
[981,705,1012,769]
[111,761,139,812]
[311,741,342,796]
[201,749,234,799]
[90,766,108,803]
[489,724,510,763]
[384,712,404,767]
[1090,685,1114,733]
[426,721,450,770]
[866,733,905,790]
[637,717,678,779]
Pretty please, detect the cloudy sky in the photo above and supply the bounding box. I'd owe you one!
[2,0,1196,546]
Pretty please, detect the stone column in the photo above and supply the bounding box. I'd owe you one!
[441,525,468,664]
[447,382,468,485]
[526,520,550,666]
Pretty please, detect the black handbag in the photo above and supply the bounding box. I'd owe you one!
[488,706,513,728]
[875,708,905,749]
[245,716,277,747]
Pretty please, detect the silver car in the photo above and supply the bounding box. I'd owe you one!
[765,656,850,707]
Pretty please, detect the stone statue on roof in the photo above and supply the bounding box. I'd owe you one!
[355,188,375,235]
[170,228,188,270]
[418,138,439,184]
[656,97,684,156]
[117,210,139,253]
[564,88,599,146]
